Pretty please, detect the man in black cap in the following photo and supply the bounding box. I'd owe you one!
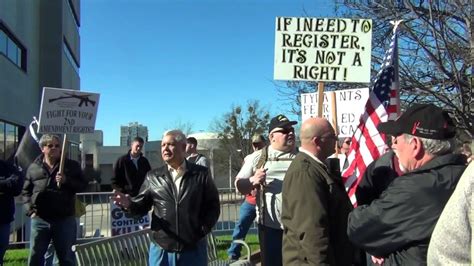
[347,103,467,265]
[235,114,298,266]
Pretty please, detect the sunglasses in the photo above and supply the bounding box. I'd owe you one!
[46,144,60,149]
[272,128,294,134]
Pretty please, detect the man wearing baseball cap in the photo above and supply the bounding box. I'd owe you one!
[347,104,467,265]
[235,114,298,266]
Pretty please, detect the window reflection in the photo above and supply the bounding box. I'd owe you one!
[5,123,17,160]
[0,31,6,54]
[0,22,26,71]
[0,120,21,161]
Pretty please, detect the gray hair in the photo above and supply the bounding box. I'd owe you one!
[404,134,454,156]
[38,134,61,147]
[163,130,186,144]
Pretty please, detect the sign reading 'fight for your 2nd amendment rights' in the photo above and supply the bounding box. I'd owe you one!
[274,17,372,83]
[38,87,100,134]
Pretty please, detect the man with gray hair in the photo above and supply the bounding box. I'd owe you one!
[22,134,86,265]
[112,130,220,266]
[347,104,467,265]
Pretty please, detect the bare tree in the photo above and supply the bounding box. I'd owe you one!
[278,0,472,136]
[211,100,270,174]
[164,119,194,136]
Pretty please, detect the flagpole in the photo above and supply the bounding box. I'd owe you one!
[330,91,339,154]
[390,20,403,116]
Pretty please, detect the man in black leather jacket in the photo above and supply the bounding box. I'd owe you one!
[347,104,466,265]
[112,129,220,266]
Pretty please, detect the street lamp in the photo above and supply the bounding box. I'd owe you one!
[229,149,242,190]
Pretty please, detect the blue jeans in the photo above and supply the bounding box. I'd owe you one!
[0,223,10,266]
[148,238,207,266]
[258,224,283,266]
[28,216,76,266]
[227,200,256,259]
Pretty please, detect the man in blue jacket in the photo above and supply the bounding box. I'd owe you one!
[0,159,23,266]
[347,104,466,265]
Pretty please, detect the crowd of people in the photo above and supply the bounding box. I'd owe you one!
[231,104,471,266]
[0,102,472,266]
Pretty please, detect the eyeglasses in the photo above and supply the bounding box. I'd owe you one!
[46,144,60,149]
[272,128,294,135]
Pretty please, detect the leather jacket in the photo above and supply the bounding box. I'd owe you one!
[129,161,220,252]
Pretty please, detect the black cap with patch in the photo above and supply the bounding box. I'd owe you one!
[377,104,455,140]
[268,114,297,133]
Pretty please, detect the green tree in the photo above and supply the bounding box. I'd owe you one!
[278,0,472,136]
[211,100,270,175]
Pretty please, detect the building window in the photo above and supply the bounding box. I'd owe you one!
[68,141,81,162]
[0,22,27,71]
[66,0,80,28]
[0,120,22,161]
[63,39,79,73]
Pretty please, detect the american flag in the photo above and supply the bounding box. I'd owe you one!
[342,23,401,205]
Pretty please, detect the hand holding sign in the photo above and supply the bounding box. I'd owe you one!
[55,173,64,186]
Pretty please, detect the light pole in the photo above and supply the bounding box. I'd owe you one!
[229,149,241,190]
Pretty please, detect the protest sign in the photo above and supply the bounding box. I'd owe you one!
[301,88,369,137]
[274,17,372,83]
[38,87,100,134]
[110,202,150,236]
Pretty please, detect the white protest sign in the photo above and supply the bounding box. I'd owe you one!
[110,202,150,236]
[301,88,369,137]
[38,87,100,134]
[274,17,372,83]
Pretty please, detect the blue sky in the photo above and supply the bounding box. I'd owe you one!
[81,0,336,146]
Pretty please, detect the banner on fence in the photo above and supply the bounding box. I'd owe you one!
[110,201,150,236]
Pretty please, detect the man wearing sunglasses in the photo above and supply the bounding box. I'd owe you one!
[22,134,87,266]
[236,114,298,266]
[347,104,467,265]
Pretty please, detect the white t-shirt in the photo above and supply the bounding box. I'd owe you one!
[236,146,297,229]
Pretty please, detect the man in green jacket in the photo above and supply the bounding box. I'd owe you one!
[282,117,355,265]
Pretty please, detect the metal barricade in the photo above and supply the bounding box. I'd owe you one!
[9,189,256,246]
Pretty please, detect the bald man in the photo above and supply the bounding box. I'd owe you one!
[281,118,355,265]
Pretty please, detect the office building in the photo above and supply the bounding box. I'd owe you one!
[0,0,81,160]
[120,122,148,146]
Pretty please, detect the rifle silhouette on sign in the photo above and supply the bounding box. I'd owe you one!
[49,93,96,107]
